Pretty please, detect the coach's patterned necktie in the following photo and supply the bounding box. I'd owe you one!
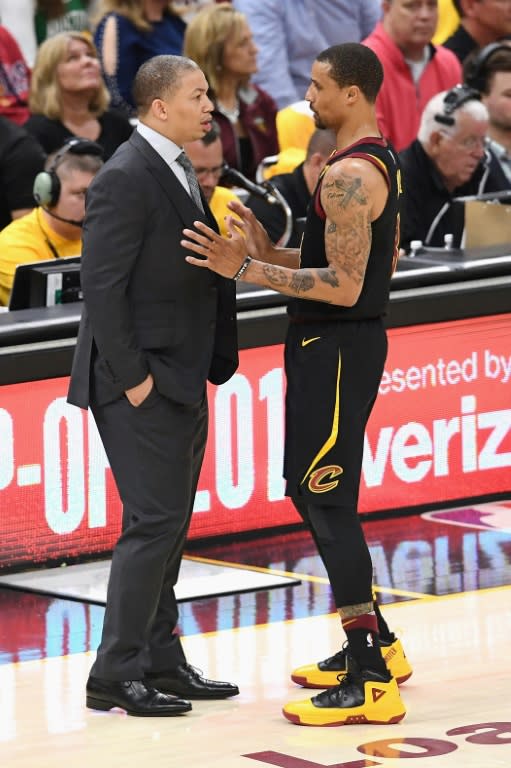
[176,151,204,213]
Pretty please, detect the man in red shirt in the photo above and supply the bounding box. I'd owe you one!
[363,0,462,151]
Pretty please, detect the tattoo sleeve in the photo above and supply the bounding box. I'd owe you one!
[261,263,333,301]
[322,168,372,287]
[253,163,372,304]
[261,264,289,288]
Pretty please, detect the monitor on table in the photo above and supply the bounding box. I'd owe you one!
[8,257,82,311]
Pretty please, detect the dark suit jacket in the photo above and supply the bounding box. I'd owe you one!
[68,130,238,409]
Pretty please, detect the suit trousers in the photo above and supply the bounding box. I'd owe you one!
[89,385,208,681]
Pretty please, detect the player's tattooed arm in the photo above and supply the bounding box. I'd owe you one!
[260,264,332,300]
[182,159,379,306]
[250,159,374,305]
[320,159,373,304]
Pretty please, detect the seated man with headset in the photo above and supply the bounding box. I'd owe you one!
[463,42,511,185]
[399,83,509,253]
[0,137,103,307]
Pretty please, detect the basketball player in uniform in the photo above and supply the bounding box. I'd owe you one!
[181,42,412,726]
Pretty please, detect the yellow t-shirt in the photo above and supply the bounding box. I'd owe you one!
[0,208,81,306]
[209,185,242,237]
[260,101,312,181]
[433,0,460,44]
[276,100,315,152]
[263,147,306,180]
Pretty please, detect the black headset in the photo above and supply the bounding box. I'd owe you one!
[33,137,103,208]
[464,42,511,94]
[434,84,481,127]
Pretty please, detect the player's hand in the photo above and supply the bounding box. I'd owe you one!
[226,199,273,261]
[182,221,250,279]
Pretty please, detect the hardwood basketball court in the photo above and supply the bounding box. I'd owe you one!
[1,503,510,767]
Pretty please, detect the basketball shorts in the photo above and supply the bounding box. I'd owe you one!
[284,317,387,506]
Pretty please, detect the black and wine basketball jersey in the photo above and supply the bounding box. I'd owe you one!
[287,137,402,321]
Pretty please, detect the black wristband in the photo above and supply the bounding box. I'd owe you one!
[232,255,252,281]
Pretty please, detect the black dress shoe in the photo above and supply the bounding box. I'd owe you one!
[145,663,239,699]
[86,676,192,716]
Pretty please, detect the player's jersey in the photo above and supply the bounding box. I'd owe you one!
[287,137,402,322]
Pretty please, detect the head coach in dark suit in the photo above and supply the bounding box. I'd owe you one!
[67,54,239,717]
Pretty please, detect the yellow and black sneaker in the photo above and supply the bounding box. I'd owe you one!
[283,658,406,727]
[290,636,412,688]
[380,636,413,684]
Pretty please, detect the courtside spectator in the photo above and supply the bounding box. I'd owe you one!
[444,0,511,62]
[246,128,336,247]
[250,100,315,184]
[169,0,229,23]
[93,0,186,116]
[363,0,462,152]
[35,0,92,44]
[0,0,38,65]
[25,32,132,160]
[433,0,460,43]
[183,120,241,237]
[275,100,315,154]
[0,116,46,231]
[233,0,381,109]
[464,43,511,183]
[0,138,103,306]
[184,2,278,181]
[0,24,31,125]
[399,86,509,250]
[0,1,92,67]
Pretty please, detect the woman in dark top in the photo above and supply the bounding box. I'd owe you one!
[184,2,278,181]
[93,0,186,117]
[25,31,132,160]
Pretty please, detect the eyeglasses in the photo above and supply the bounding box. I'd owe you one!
[439,131,490,152]
[194,164,225,180]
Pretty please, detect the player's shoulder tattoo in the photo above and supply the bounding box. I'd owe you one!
[321,160,370,214]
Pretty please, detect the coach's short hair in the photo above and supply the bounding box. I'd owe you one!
[133,54,199,114]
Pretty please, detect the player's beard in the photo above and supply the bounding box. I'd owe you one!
[313,112,327,130]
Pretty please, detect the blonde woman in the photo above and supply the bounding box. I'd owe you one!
[25,31,132,159]
[184,2,278,181]
[93,0,186,116]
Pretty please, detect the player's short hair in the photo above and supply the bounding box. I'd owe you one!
[316,43,384,104]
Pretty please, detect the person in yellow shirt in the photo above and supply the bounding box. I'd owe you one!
[0,138,103,306]
[433,0,460,44]
[258,100,315,181]
[184,121,240,236]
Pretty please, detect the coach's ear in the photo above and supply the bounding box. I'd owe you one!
[150,97,169,121]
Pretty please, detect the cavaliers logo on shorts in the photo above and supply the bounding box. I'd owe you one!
[307,465,343,493]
